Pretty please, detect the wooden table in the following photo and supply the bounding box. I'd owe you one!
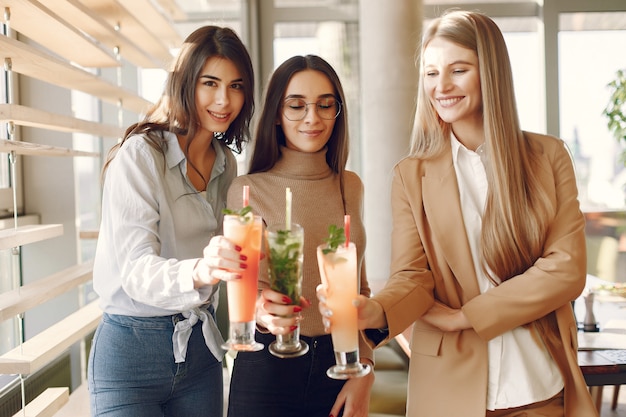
[576,280,626,413]
[578,349,626,411]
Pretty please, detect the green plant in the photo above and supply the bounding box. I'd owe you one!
[322,224,346,254]
[267,229,302,303]
[603,68,626,164]
[222,205,253,222]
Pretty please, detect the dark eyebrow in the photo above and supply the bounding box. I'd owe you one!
[284,93,336,100]
[199,75,244,83]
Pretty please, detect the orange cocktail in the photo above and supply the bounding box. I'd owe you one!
[222,213,263,351]
[317,241,370,379]
[317,242,359,351]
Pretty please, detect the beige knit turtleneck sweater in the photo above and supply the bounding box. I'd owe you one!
[226,146,372,362]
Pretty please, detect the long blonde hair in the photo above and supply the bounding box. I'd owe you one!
[410,10,554,282]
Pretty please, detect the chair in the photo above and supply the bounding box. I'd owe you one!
[586,235,619,282]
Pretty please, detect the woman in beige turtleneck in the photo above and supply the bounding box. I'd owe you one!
[225,55,373,417]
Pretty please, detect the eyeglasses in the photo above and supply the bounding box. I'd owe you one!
[282,97,342,121]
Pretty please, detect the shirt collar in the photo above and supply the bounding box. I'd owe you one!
[450,132,488,167]
[164,131,226,176]
[451,132,462,165]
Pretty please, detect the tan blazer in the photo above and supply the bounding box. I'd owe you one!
[371,132,597,417]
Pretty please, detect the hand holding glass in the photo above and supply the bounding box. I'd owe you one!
[266,223,309,358]
[316,242,371,379]
[221,213,264,351]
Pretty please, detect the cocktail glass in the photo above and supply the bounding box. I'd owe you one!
[221,213,264,351]
[316,241,371,379]
[266,223,309,358]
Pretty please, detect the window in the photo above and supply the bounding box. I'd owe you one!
[499,17,544,134]
[559,12,626,210]
[0,24,22,216]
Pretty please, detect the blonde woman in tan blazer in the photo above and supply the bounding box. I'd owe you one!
[319,10,597,417]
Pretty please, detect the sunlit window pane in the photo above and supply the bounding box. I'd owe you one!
[559,15,626,210]
[499,17,543,134]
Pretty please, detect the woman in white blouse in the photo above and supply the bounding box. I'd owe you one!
[88,26,254,417]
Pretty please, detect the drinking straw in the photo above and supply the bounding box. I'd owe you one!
[344,214,350,247]
[243,185,249,208]
[285,187,292,230]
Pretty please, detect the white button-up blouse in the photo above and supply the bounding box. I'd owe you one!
[93,130,236,361]
[451,135,563,410]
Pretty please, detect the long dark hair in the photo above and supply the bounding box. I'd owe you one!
[248,55,348,175]
[103,25,254,174]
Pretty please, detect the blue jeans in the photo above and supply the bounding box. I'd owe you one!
[88,313,223,417]
[227,332,345,417]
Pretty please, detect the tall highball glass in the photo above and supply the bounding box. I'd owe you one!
[221,213,264,351]
[316,241,371,379]
[266,223,309,358]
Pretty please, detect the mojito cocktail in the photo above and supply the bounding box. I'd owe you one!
[266,223,309,358]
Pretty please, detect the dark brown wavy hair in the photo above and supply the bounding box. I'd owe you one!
[103,25,254,176]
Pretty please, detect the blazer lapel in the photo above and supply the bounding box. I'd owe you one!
[421,149,481,302]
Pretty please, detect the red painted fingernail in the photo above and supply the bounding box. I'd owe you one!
[240,254,247,261]
[293,306,302,312]
[240,263,247,269]
[235,245,242,251]
[290,326,298,331]
[282,296,292,304]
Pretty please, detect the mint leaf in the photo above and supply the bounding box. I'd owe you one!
[322,224,346,254]
[267,229,303,306]
[222,205,252,217]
